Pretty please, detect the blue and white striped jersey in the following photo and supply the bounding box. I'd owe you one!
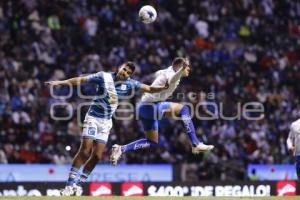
[86,72,140,119]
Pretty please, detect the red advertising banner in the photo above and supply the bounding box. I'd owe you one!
[121,182,144,196]
[0,181,300,196]
[90,182,112,196]
[276,181,296,196]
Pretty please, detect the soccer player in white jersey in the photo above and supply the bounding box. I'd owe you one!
[287,118,300,179]
[110,57,214,166]
[46,62,168,196]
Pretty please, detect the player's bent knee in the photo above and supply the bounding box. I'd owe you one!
[145,130,159,143]
[79,147,90,156]
[177,103,184,110]
[170,103,184,115]
[83,150,91,158]
[146,136,161,146]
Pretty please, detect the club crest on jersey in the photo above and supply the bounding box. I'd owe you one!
[121,84,127,90]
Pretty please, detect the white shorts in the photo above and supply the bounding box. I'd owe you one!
[82,114,113,143]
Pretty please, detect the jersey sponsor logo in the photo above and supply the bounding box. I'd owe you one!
[88,127,96,136]
[276,181,296,196]
[121,182,144,196]
[90,182,112,196]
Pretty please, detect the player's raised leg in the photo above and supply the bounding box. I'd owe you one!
[165,102,214,154]
[110,103,161,166]
[110,129,159,166]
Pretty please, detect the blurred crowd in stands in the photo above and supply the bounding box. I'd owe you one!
[0,0,300,181]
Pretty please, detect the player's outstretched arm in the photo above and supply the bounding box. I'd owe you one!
[139,82,169,93]
[45,76,88,86]
[169,62,187,84]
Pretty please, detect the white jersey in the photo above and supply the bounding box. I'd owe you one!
[287,118,300,156]
[141,66,183,102]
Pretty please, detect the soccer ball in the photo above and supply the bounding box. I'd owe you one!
[139,5,157,24]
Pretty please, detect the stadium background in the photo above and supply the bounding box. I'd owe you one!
[0,0,300,197]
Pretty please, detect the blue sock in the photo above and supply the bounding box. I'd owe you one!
[77,169,91,186]
[66,167,79,186]
[121,139,159,153]
[179,105,200,147]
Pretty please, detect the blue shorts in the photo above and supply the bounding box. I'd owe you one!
[137,102,171,132]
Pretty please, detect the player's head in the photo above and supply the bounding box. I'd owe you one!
[116,61,136,80]
[172,57,190,77]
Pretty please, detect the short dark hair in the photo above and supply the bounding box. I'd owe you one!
[172,57,186,67]
[125,61,136,72]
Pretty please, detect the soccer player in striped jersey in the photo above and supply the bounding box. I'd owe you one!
[46,62,168,196]
[110,57,214,166]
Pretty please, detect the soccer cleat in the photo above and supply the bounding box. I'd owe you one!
[110,144,122,166]
[73,184,83,196]
[60,185,75,196]
[192,142,214,154]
